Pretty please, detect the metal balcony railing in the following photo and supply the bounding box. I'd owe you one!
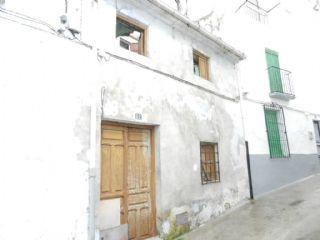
[244,1,268,23]
[236,1,268,23]
[267,66,295,99]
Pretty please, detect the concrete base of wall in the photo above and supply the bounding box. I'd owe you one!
[249,154,320,197]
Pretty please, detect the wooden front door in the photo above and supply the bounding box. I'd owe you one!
[101,123,156,240]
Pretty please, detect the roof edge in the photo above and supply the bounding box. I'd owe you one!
[145,0,246,61]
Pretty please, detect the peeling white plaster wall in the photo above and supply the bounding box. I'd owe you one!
[97,0,249,233]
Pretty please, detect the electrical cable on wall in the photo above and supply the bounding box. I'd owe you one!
[0,6,56,32]
[65,0,68,13]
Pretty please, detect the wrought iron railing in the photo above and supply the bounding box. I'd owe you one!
[267,66,294,97]
[236,1,268,23]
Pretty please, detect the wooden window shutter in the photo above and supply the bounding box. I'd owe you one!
[199,56,209,80]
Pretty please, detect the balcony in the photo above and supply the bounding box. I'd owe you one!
[267,66,295,100]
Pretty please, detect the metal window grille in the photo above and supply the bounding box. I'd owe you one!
[200,143,220,184]
[263,103,290,158]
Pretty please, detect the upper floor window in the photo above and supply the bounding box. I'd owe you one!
[193,50,209,80]
[116,15,146,56]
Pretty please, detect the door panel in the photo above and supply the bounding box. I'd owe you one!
[101,123,155,240]
[127,128,153,239]
[100,126,125,200]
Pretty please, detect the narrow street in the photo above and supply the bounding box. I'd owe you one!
[183,174,320,240]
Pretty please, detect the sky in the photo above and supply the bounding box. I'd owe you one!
[159,0,318,20]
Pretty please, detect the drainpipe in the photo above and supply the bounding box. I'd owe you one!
[245,141,254,199]
[234,63,253,199]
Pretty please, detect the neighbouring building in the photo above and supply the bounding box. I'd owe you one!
[0,0,250,240]
[195,0,320,197]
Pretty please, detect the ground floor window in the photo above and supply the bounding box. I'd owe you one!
[200,143,220,184]
[264,103,290,158]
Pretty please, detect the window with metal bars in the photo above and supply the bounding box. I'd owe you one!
[200,143,220,184]
[263,104,290,158]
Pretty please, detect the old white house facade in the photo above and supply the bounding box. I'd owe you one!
[0,0,250,239]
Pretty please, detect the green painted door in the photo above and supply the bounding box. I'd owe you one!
[265,109,283,158]
[265,49,283,93]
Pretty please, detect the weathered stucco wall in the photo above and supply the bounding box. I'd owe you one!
[99,56,249,230]
[96,0,249,232]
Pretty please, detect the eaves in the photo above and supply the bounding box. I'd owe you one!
[145,0,246,61]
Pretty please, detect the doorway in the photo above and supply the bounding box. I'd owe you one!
[100,122,156,239]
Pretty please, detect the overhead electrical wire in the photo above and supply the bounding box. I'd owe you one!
[0,6,56,32]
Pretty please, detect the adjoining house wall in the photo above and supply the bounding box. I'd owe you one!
[242,99,320,196]
[250,154,320,196]
[220,1,320,196]
[0,14,97,240]
[181,0,320,196]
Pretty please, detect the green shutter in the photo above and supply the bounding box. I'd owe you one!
[265,49,283,93]
[264,109,283,158]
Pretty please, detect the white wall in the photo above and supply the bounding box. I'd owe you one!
[221,1,320,155]
[0,16,98,240]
